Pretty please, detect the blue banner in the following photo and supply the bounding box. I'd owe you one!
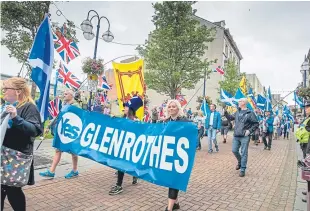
[53,106,197,191]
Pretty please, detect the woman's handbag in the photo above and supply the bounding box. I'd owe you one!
[1,146,33,187]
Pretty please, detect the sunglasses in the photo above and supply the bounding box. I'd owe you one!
[2,88,20,92]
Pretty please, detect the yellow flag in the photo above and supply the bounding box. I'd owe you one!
[226,106,237,114]
[239,76,247,95]
[112,59,145,120]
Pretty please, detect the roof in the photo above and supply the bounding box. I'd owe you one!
[193,15,243,60]
[224,29,243,60]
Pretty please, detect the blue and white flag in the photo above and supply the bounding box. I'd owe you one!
[265,86,272,111]
[256,94,266,111]
[220,89,236,107]
[233,88,253,111]
[294,91,304,108]
[200,98,210,116]
[28,15,54,122]
[53,105,197,191]
[275,106,279,116]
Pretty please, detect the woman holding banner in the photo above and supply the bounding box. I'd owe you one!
[162,99,190,211]
[1,77,42,211]
[109,96,142,195]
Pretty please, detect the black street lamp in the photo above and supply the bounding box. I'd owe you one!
[81,10,114,109]
[300,58,310,118]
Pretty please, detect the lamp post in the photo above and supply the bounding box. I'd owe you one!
[81,10,114,110]
[300,59,310,118]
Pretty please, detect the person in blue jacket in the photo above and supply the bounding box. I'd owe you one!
[263,111,274,150]
[205,104,221,153]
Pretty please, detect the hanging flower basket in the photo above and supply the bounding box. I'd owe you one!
[82,57,104,75]
[296,87,310,100]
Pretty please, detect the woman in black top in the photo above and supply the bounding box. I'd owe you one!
[162,99,189,211]
[1,77,42,211]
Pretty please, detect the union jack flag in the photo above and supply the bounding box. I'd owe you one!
[57,62,81,90]
[176,94,188,107]
[213,66,225,75]
[48,98,62,119]
[98,75,112,90]
[53,24,80,64]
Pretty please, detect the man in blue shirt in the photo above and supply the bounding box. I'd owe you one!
[263,111,274,150]
[205,104,221,153]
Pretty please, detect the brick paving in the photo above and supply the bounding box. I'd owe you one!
[3,136,299,211]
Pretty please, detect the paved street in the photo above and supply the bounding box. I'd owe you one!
[3,134,307,211]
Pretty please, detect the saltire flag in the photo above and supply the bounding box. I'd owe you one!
[275,106,279,116]
[57,62,81,90]
[234,88,253,110]
[220,89,236,107]
[256,94,266,111]
[265,86,272,111]
[247,88,257,109]
[294,91,304,108]
[176,95,188,107]
[239,76,247,95]
[54,70,59,97]
[28,15,54,122]
[98,74,112,90]
[48,98,62,119]
[53,24,80,64]
[200,98,210,116]
[213,66,224,75]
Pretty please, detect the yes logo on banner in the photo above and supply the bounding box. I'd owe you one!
[53,106,197,191]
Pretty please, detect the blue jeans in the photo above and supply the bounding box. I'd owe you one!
[207,128,218,152]
[232,136,250,172]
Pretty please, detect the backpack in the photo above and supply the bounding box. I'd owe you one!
[295,118,310,144]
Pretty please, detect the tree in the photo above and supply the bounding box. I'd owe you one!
[1,1,78,98]
[137,1,216,99]
[218,59,242,96]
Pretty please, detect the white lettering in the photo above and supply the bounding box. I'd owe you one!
[175,137,189,174]
[99,127,114,154]
[142,136,156,165]
[80,123,96,147]
[132,135,146,163]
[89,125,101,151]
[108,129,125,157]
[159,136,175,171]
[149,136,162,168]
[119,132,136,161]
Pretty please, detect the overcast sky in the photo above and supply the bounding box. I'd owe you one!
[1,1,309,104]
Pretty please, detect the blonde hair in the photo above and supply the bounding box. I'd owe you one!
[165,99,184,118]
[3,77,35,108]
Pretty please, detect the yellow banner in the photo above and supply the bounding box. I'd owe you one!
[239,76,247,95]
[112,59,145,120]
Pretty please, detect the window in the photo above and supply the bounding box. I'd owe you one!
[225,44,228,56]
[229,51,232,59]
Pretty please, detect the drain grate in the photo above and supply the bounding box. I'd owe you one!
[34,155,53,169]
[33,155,70,170]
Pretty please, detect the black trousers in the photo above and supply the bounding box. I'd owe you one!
[168,188,179,200]
[1,185,26,211]
[263,132,273,148]
[116,171,137,186]
[283,129,289,139]
[301,143,308,159]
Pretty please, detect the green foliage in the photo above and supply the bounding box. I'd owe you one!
[137,1,216,99]
[218,59,242,96]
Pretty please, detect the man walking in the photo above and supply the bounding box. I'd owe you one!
[225,98,259,177]
[273,114,280,140]
[263,111,274,150]
[205,104,221,153]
